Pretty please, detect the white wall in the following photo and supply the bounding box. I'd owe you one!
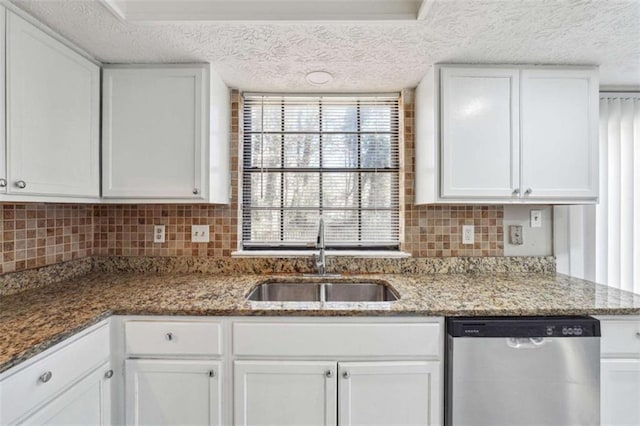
[503,205,553,257]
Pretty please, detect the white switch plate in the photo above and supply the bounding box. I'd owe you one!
[462,225,474,245]
[153,225,165,243]
[192,225,210,243]
[530,209,542,228]
[509,225,523,245]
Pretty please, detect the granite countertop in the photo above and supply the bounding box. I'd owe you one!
[1,271,640,374]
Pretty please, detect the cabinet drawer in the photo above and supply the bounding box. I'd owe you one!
[125,320,222,357]
[233,322,441,358]
[601,320,640,357]
[0,324,109,425]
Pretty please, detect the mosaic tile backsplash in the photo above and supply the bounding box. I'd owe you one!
[0,89,506,275]
[0,204,93,274]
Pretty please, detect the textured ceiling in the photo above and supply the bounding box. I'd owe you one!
[10,0,640,91]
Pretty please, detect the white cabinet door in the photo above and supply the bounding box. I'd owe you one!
[126,359,221,426]
[6,11,99,198]
[338,361,441,426]
[234,361,337,426]
[601,359,640,426]
[0,6,6,194]
[520,69,598,200]
[19,363,111,426]
[440,67,519,199]
[102,66,208,199]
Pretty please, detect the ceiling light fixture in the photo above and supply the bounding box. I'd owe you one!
[306,71,334,85]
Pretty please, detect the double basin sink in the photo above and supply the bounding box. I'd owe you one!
[247,278,399,303]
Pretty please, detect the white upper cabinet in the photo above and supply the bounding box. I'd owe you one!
[520,69,598,200]
[5,11,100,199]
[415,64,599,204]
[102,65,230,203]
[440,68,520,199]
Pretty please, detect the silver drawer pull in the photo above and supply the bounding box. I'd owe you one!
[166,332,174,341]
[208,370,216,378]
[525,188,532,195]
[0,178,6,188]
[325,370,333,378]
[342,371,350,379]
[105,370,114,379]
[39,371,53,383]
[15,180,26,189]
[512,188,520,195]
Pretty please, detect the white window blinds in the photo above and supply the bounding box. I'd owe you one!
[555,93,640,295]
[241,94,400,250]
[595,94,640,294]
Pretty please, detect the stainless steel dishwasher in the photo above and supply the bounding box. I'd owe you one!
[446,316,601,426]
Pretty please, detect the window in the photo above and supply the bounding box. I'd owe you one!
[241,94,400,250]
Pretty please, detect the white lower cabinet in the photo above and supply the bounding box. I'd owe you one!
[231,318,443,426]
[0,322,111,425]
[20,362,112,426]
[598,317,640,426]
[338,361,440,426]
[233,360,440,426]
[234,361,337,426]
[125,359,222,426]
[601,359,640,426]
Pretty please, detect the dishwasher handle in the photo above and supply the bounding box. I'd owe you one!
[506,337,547,349]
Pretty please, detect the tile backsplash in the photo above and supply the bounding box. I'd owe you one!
[0,89,509,275]
[93,204,237,258]
[0,204,93,274]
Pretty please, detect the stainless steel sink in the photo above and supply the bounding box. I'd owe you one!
[247,280,399,303]
[247,282,321,302]
[324,282,398,302]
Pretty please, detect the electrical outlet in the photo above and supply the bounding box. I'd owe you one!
[462,225,474,245]
[530,209,542,228]
[153,225,166,243]
[509,225,524,245]
[191,225,210,243]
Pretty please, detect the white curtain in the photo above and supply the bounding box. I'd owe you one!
[556,94,640,294]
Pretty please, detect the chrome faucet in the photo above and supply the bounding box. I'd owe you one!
[314,217,326,275]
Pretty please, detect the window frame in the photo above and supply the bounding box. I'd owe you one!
[240,93,401,251]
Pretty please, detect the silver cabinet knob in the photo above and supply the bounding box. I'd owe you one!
[208,370,216,378]
[193,188,199,195]
[325,370,333,378]
[39,371,53,383]
[512,189,520,195]
[165,332,174,341]
[0,179,6,188]
[525,188,532,195]
[342,371,350,379]
[636,332,640,338]
[104,370,114,379]
[15,180,26,189]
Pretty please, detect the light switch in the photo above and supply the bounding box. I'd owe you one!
[530,209,542,228]
[192,225,210,243]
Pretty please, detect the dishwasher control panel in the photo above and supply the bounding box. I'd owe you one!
[447,316,601,338]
